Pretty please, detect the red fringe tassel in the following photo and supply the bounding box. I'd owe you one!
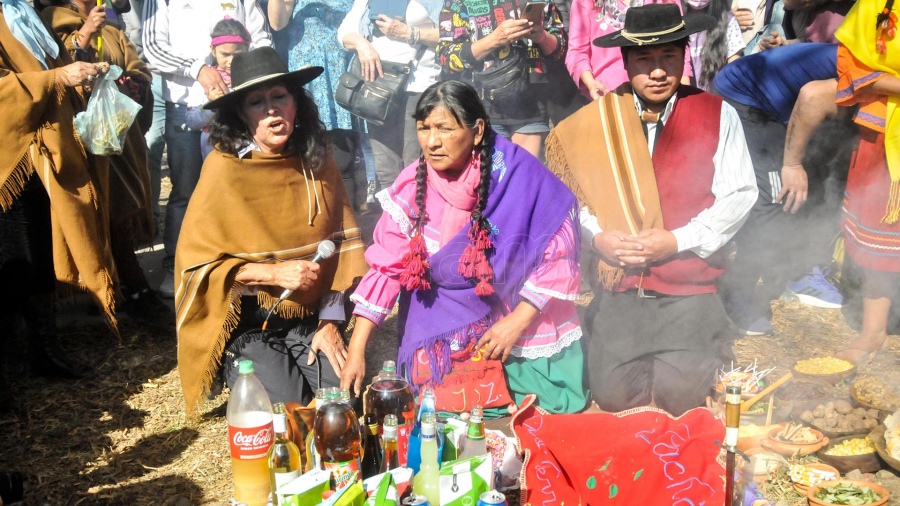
[400,234,432,290]
[459,224,495,296]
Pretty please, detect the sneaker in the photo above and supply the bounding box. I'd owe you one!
[159,268,175,299]
[739,316,775,336]
[366,180,377,204]
[783,266,843,309]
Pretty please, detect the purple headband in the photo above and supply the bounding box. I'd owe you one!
[211,35,250,46]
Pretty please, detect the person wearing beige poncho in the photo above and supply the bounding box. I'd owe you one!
[175,47,368,417]
[0,0,116,398]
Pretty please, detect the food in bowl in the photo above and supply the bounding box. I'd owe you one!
[813,482,882,505]
[824,437,877,456]
[795,357,854,375]
[799,400,880,433]
[740,423,772,438]
[789,464,837,487]
[853,376,900,411]
[774,422,820,444]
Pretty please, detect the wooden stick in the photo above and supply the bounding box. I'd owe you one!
[764,393,774,428]
[741,372,793,413]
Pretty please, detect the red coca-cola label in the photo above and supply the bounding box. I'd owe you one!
[228,422,274,460]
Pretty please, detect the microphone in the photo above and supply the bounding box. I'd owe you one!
[276,240,336,301]
[263,240,337,332]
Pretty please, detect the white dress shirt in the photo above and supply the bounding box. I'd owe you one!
[580,93,758,259]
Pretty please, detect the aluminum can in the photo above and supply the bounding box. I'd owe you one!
[478,490,509,506]
[402,495,430,506]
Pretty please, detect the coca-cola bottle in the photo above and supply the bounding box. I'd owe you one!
[314,387,362,490]
[364,360,415,465]
[226,360,274,506]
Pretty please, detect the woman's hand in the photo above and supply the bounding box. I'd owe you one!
[355,39,383,82]
[580,72,608,100]
[308,320,348,379]
[340,349,367,397]
[375,14,410,42]
[58,61,108,88]
[488,19,534,49]
[759,32,785,50]
[476,302,538,362]
[731,6,754,32]
[271,260,320,291]
[82,5,107,37]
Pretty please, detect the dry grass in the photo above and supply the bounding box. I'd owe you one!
[0,299,896,505]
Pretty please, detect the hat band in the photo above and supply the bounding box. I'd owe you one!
[619,20,686,45]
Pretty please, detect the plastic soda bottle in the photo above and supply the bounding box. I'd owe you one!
[226,360,274,506]
[268,402,301,503]
[458,405,487,459]
[412,412,440,505]
[314,387,362,490]
[364,360,415,464]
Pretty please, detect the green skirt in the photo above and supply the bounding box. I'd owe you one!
[502,338,589,414]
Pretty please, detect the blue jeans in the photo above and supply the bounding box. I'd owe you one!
[145,73,166,224]
[163,101,203,269]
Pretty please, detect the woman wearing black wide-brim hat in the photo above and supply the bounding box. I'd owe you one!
[175,46,369,418]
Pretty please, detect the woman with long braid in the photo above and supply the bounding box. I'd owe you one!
[342,80,588,415]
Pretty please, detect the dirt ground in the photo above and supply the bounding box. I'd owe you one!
[0,168,898,505]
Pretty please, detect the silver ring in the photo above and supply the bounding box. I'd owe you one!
[87,75,96,82]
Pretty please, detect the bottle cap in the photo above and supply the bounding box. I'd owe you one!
[326,387,341,400]
[383,360,397,372]
[470,405,483,423]
[238,360,254,375]
[384,414,398,427]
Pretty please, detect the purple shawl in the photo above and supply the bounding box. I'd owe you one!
[392,135,579,385]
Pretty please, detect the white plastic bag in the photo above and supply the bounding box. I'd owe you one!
[74,65,141,155]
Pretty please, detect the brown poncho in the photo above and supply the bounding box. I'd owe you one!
[175,149,368,417]
[0,7,116,324]
[43,5,155,244]
[545,84,663,289]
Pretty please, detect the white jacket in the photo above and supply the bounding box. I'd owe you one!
[141,0,271,104]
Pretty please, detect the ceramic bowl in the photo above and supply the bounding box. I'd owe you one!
[815,435,882,474]
[790,463,840,496]
[806,479,889,506]
[762,426,828,456]
[793,360,856,386]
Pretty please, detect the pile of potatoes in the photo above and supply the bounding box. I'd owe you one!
[799,399,880,433]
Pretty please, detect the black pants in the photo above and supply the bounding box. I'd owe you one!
[588,292,735,416]
[717,98,840,315]
[222,297,341,406]
[0,176,55,317]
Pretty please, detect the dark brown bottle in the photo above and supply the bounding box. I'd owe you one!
[314,388,361,490]
[360,413,382,479]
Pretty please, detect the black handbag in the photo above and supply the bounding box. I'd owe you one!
[335,47,425,127]
[466,45,530,106]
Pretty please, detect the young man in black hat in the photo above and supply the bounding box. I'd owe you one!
[546,3,758,416]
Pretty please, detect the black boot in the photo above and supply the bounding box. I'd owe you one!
[23,294,89,379]
[0,471,25,503]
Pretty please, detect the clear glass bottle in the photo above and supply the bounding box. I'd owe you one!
[412,413,440,505]
[379,414,401,473]
[458,405,487,459]
[268,403,301,503]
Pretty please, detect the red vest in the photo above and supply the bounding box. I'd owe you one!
[619,87,726,296]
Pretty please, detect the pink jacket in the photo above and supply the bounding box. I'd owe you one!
[566,0,693,96]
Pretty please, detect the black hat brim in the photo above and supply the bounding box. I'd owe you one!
[202,66,324,110]
[592,12,717,48]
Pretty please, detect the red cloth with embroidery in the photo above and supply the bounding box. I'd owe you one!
[512,395,725,505]
[410,341,513,412]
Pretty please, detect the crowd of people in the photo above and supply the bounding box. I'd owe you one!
[0,0,897,449]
